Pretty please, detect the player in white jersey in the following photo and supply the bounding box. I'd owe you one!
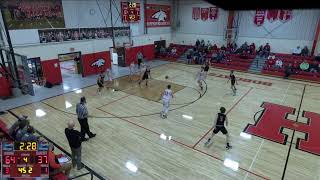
[197,67,205,90]
[129,61,135,81]
[160,85,174,119]
[105,68,113,89]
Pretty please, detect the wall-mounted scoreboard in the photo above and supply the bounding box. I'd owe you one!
[121,2,141,23]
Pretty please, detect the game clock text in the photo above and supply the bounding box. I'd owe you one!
[121,1,141,23]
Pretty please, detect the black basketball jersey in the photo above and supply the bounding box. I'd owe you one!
[144,69,150,76]
[230,74,236,84]
[216,113,226,126]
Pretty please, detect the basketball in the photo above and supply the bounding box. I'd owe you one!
[165,75,169,79]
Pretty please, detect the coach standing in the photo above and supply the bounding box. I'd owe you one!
[76,96,96,141]
[65,121,84,170]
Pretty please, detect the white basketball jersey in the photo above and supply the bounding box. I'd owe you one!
[163,89,173,101]
[197,71,205,80]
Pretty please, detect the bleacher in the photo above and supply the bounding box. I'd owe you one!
[158,44,193,61]
[211,54,255,72]
[262,53,319,82]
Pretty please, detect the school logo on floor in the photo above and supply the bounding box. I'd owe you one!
[152,10,167,21]
[91,58,105,68]
[244,102,320,156]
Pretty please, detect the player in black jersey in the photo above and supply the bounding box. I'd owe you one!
[203,60,210,79]
[139,65,151,86]
[96,73,105,94]
[205,107,232,149]
[227,70,238,96]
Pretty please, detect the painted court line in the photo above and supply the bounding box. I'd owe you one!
[96,100,269,180]
[96,94,131,109]
[192,87,253,149]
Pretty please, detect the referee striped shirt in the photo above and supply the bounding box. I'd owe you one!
[76,103,88,119]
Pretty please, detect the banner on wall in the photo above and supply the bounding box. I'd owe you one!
[145,4,171,27]
[209,7,219,21]
[279,10,293,21]
[192,7,200,20]
[201,8,209,21]
[2,0,65,29]
[38,27,130,43]
[254,10,266,26]
[266,10,279,22]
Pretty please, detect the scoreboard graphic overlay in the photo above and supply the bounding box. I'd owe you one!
[1,141,49,178]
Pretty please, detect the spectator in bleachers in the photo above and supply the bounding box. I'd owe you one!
[300,60,309,71]
[212,44,218,51]
[266,58,275,68]
[15,122,28,141]
[48,144,72,177]
[221,45,226,51]
[292,46,302,56]
[186,52,192,64]
[292,60,300,74]
[249,43,256,54]
[200,40,205,47]
[257,45,263,55]
[160,46,166,56]
[301,46,309,56]
[171,47,177,56]
[274,59,283,69]
[261,43,271,57]
[207,41,212,50]
[284,63,293,79]
[216,50,225,63]
[240,42,249,51]
[267,53,276,60]
[211,51,218,62]
[21,126,39,142]
[309,61,319,73]
[195,39,200,47]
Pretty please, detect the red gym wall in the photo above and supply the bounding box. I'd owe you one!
[125,44,155,66]
[41,59,63,85]
[0,68,12,97]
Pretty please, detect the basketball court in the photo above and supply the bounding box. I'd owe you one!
[1,62,319,180]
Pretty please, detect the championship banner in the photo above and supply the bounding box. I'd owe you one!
[267,10,279,22]
[254,10,266,26]
[145,4,171,27]
[209,7,219,21]
[201,8,209,21]
[192,7,200,20]
[279,10,293,21]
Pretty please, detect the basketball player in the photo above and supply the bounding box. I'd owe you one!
[96,73,105,94]
[105,68,113,89]
[160,85,173,119]
[196,66,205,90]
[204,107,232,149]
[204,60,210,79]
[227,70,238,96]
[129,61,136,81]
[139,64,151,86]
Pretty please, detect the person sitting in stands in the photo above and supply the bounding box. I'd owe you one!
[284,63,293,79]
[171,47,177,56]
[207,41,212,50]
[216,50,225,63]
[195,39,200,47]
[300,60,309,71]
[267,53,276,60]
[211,51,218,62]
[240,42,249,51]
[257,45,263,55]
[15,122,29,141]
[212,44,218,51]
[266,58,275,68]
[301,46,309,56]
[249,43,256,54]
[21,126,39,142]
[240,50,249,59]
[160,46,166,56]
[8,115,29,140]
[220,45,226,51]
[292,46,302,56]
[309,61,319,73]
[48,144,72,177]
[200,39,205,47]
[261,43,271,57]
[274,58,283,69]
[292,60,300,74]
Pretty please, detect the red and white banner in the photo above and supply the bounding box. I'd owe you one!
[254,10,266,26]
[192,7,200,20]
[145,4,171,27]
[201,8,209,21]
[266,10,279,22]
[279,10,293,21]
[209,7,219,21]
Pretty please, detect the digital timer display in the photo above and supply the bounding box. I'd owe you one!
[1,141,49,178]
[121,1,141,23]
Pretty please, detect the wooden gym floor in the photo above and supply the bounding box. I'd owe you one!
[1,63,320,180]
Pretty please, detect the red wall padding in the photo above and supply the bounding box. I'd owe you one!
[81,51,111,77]
[125,44,155,66]
[0,68,12,97]
[41,59,63,85]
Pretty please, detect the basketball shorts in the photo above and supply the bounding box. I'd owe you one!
[213,126,228,134]
[142,75,149,80]
[98,83,103,88]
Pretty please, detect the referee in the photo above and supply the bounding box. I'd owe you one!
[76,96,96,141]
